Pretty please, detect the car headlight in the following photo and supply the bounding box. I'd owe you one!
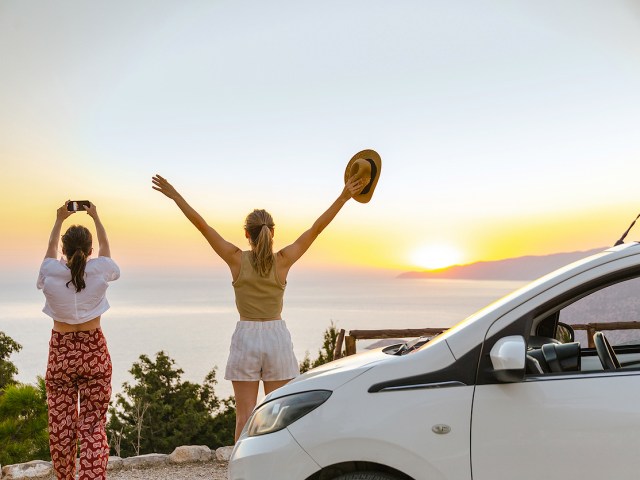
[244,390,332,437]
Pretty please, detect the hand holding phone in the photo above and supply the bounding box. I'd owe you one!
[67,200,91,212]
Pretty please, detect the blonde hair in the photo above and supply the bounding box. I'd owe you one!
[244,209,275,277]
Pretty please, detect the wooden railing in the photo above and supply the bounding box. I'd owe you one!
[572,321,640,348]
[334,321,640,357]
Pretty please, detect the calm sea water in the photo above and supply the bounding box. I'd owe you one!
[0,269,524,400]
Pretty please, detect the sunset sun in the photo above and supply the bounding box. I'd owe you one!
[411,244,463,270]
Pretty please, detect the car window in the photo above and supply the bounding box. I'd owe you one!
[559,276,640,348]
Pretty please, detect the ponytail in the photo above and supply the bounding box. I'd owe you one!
[244,209,275,277]
[61,225,92,292]
[66,249,88,292]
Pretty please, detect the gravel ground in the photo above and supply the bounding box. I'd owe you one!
[107,461,229,480]
[28,461,229,480]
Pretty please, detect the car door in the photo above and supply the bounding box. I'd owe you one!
[471,275,640,480]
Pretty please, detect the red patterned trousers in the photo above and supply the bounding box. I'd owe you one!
[45,328,112,480]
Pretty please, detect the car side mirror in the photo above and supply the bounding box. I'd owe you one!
[490,335,526,383]
[556,322,574,343]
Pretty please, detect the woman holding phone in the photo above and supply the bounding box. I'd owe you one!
[37,201,119,480]
[152,149,381,440]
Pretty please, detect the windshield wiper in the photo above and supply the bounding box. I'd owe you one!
[394,336,431,355]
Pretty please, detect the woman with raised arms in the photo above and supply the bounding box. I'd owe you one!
[38,201,119,479]
[152,149,380,440]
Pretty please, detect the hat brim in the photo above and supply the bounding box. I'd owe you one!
[344,149,382,203]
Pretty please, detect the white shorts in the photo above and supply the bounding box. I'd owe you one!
[224,320,299,382]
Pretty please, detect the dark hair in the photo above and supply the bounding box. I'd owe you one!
[61,225,92,292]
[244,209,275,277]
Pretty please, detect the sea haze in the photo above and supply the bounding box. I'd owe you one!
[0,269,523,400]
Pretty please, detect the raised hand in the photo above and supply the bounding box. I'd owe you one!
[152,174,180,200]
[83,202,99,219]
[57,202,75,222]
[340,174,366,201]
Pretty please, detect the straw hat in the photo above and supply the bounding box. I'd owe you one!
[344,149,382,203]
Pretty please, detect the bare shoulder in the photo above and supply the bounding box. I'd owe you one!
[275,249,294,278]
[228,248,244,281]
[276,248,291,266]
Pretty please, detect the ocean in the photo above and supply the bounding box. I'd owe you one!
[0,269,524,400]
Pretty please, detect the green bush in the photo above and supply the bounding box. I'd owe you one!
[0,377,50,465]
[107,351,235,457]
[0,331,22,389]
[299,321,345,374]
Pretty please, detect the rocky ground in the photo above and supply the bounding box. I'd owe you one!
[4,461,229,480]
[107,460,228,480]
[1,446,232,480]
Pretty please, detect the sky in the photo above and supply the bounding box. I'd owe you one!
[1,0,640,274]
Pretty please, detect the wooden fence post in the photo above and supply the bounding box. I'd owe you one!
[587,327,596,348]
[345,335,357,356]
[333,329,346,360]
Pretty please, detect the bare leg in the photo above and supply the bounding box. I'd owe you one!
[264,379,291,395]
[232,381,260,442]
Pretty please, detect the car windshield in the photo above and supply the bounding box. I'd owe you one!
[410,251,612,353]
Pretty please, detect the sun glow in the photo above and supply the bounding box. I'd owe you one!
[411,244,463,270]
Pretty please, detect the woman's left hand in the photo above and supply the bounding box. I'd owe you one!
[57,202,75,222]
[340,174,365,201]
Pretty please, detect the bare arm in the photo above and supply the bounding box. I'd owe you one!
[152,174,241,267]
[45,203,75,259]
[84,203,111,257]
[279,175,364,269]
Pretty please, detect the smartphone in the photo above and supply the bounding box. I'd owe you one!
[67,200,91,212]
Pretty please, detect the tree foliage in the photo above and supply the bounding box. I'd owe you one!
[107,351,235,457]
[0,331,22,389]
[0,377,50,465]
[299,321,344,374]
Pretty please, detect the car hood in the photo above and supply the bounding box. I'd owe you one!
[262,348,391,402]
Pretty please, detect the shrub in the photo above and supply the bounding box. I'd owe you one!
[107,351,234,457]
[0,377,50,465]
[299,321,345,374]
[0,331,22,389]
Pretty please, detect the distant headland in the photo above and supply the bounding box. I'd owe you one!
[398,248,605,281]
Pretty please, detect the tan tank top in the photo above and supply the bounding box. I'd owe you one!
[232,251,286,319]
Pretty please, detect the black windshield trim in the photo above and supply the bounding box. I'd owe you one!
[368,344,481,393]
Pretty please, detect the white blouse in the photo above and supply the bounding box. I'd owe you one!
[37,256,120,324]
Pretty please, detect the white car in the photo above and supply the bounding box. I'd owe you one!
[229,243,640,480]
